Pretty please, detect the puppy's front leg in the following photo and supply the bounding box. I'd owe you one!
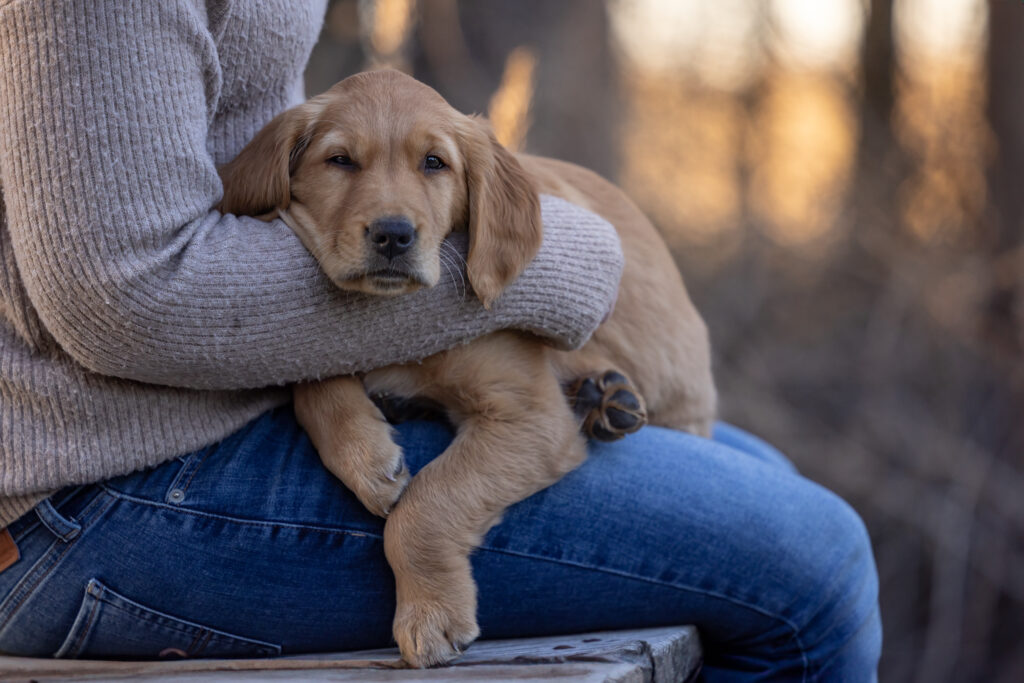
[294,377,410,517]
[383,337,587,667]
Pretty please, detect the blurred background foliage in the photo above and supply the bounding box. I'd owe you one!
[305,1,1024,680]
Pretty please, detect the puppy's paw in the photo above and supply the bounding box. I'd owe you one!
[351,435,410,518]
[568,370,647,441]
[320,417,410,517]
[393,597,480,668]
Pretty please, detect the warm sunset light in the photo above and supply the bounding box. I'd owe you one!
[609,0,761,91]
[488,47,538,152]
[895,0,986,63]
[893,0,990,243]
[370,0,415,58]
[610,0,861,248]
[770,0,865,71]
[749,72,855,246]
[0,0,1008,679]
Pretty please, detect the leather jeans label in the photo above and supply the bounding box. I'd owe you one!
[0,528,19,574]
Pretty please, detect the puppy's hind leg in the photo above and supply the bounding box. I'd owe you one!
[649,399,715,438]
[566,369,647,441]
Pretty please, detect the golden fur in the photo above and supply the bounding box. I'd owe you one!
[218,69,716,667]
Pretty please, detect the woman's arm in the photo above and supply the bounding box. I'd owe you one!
[0,0,622,391]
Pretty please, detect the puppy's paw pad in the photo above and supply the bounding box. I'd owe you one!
[394,600,479,668]
[569,370,647,442]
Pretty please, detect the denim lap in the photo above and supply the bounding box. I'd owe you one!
[0,407,879,681]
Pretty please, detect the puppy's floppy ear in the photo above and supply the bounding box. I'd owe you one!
[458,116,542,308]
[216,99,322,217]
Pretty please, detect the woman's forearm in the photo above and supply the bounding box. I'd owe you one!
[0,0,622,391]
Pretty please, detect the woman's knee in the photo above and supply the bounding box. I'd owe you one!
[790,488,881,679]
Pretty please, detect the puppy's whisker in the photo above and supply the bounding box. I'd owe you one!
[438,248,466,300]
[438,252,457,295]
[439,253,465,300]
[441,241,468,271]
[440,241,468,297]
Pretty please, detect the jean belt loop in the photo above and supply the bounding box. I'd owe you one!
[33,498,82,542]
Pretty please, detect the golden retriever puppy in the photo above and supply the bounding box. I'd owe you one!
[218,69,716,667]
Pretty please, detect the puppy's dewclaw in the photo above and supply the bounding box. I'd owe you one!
[386,459,407,483]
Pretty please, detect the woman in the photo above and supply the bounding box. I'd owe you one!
[0,1,881,680]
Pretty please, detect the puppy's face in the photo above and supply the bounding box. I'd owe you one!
[218,70,542,307]
[288,79,465,296]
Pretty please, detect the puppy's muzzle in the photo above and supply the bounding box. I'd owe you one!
[368,216,417,261]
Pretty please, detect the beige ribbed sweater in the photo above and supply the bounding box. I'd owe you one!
[0,0,623,527]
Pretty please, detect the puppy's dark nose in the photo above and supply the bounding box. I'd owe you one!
[367,217,417,260]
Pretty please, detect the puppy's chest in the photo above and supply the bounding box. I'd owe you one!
[363,367,425,401]
[364,367,450,425]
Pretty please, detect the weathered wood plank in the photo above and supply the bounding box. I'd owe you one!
[32,662,646,683]
[0,625,701,683]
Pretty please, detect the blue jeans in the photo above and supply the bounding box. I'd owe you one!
[0,406,880,681]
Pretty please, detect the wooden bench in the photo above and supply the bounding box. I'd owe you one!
[0,625,701,682]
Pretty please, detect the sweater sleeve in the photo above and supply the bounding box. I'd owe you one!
[0,0,623,391]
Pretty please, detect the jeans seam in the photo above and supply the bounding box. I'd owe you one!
[0,494,117,637]
[35,499,82,541]
[178,457,205,496]
[800,556,878,681]
[193,630,210,656]
[166,450,211,503]
[75,579,279,656]
[97,485,381,540]
[10,518,40,544]
[96,592,217,642]
[0,537,64,636]
[812,601,879,681]
[476,542,811,681]
[91,485,812,680]
[64,586,103,659]
[9,488,82,543]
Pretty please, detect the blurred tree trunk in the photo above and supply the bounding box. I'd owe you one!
[987,1,1024,250]
[853,0,903,225]
[305,0,369,95]
[984,2,1024,357]
[983,8,1024,678]
[861,0,894,124]
[414,0,620,178]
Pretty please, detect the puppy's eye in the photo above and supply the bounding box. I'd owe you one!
[328,155,356,169]
[424,155,446,171]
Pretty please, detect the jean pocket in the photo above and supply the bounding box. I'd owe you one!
[55,579,281,659]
